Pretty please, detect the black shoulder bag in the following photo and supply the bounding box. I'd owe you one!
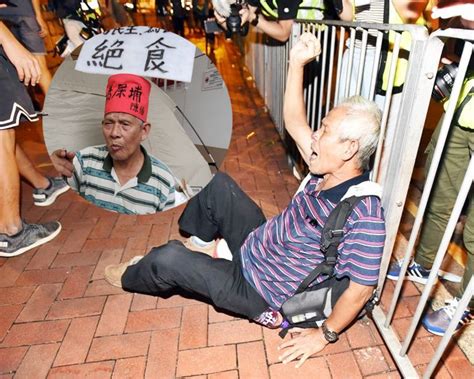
[279,195,366,338]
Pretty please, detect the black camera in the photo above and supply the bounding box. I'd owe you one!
[225,1,249,38]
[432,62,459,102]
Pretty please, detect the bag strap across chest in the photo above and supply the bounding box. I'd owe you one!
[294,195,365,295]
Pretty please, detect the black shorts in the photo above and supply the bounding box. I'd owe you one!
[0,47,38,130]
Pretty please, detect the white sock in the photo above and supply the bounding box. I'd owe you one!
[190,235,213,247]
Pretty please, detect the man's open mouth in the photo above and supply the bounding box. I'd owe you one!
[110,144,122,152]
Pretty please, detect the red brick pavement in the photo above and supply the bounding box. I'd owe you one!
[1,24,471,379]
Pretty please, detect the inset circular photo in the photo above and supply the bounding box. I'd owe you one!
[43,27,232,215]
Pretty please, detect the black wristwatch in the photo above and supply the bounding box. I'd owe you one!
[321,321,339,343]
[251,12,259,27]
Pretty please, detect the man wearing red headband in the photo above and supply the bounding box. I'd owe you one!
[51,74,176,214]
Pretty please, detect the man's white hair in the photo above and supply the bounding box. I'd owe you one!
[336,96,382,170]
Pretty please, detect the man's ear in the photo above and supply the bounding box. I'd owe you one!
[343,139,359,162]
[141,122,151,141]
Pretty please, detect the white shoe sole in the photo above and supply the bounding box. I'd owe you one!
[33,185,70,207]
[0,223,62,257]
[386,273,429,285]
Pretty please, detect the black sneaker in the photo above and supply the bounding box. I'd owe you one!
[33,177,69,207]
[0,221,62,257]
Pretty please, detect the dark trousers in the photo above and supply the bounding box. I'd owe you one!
[122,173,269,319]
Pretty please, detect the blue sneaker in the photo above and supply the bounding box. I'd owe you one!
[422,298,473,336]
[387,259,431,284]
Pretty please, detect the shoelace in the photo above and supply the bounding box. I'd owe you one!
[442,298,472,324]
[254,310,280,328]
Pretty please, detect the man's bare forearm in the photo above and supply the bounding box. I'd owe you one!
[256,18,293,42]
[325,281,374,333]
[284,61,313,162]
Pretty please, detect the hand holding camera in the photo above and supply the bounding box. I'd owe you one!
[212,0,249,37]
[432,62,459,102]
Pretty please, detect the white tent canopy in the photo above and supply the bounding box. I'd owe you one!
[43,55,213,195]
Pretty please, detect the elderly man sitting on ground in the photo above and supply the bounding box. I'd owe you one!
[104,33,385,367]
[51,74,176,215]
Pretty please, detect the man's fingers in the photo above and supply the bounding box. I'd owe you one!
[23,69,32,86]
[15,65,25,83]
[31,58,41,84]
[278,338,297,350]
[295,352,311,368]
[280,348,303,364]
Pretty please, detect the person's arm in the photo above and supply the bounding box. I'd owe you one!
[392,0,429,24]
[339,0,354,21]
[240,5,293,42]
[283,32,321,166]
[0,21,41,85]
[50,149,76,178]
[279,196,385,367]
[252,16,293,42]
[278,281,374,367]
[31,0,48,37]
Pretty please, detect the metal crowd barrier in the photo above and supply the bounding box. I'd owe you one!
[243,19,473,378]
[381,28,474,379]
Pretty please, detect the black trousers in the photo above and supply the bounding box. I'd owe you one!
[122,173,270,319]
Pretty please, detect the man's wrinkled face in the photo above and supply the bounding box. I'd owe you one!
[308,107,351,175]
[102,112,149,163]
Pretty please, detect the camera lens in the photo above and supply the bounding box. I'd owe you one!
[432,63,459,102]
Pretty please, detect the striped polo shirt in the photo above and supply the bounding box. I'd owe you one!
[240,172,385,310]
[69,145,175,214]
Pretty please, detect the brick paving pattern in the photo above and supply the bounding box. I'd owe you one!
[1,21,472,378]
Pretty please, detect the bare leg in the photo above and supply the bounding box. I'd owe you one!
[15,144,49,190]
[0,129,22,235]
[35,55,51,95]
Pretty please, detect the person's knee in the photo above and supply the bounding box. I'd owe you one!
[210,172,237,191]
[145,240,185,269]
[0,129,15,149]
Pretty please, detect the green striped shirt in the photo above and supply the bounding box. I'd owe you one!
[69,145,175,214]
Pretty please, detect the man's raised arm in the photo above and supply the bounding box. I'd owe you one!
[283,33,321,166]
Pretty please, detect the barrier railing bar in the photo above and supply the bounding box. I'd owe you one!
[401,154,473,355]
[296,18,429,38]
[355,29,369,95]
[301,24,309,123]
[316,26,326,128]
[376,32,438,297]
[385,39,473,329]
[344,27,356,99]
[311,24,320,129]
[424,275,474,379]
[334,26,345,105]
[372,307,419,378]
[368,31,384,102]
[326,25,336,115]
[373,32,401,183]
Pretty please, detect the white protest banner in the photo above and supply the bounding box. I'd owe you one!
[75,26,196,82]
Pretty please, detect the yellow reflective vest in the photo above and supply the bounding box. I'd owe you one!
[378,1,426,93]
[296,0,325,21]
[444,76,474,130]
